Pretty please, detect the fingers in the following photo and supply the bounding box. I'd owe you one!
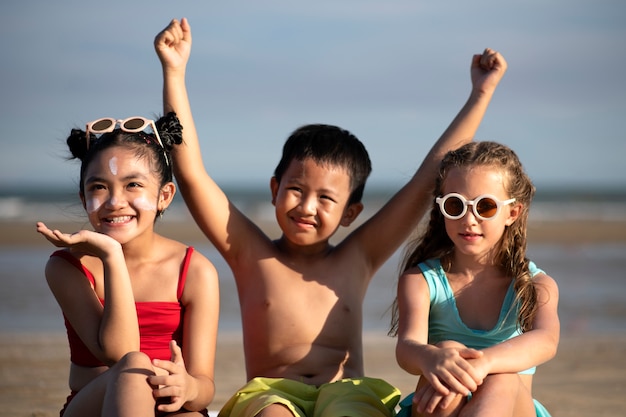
[155,18,189,47]
[435,367,477,395]
[180,17,192,43]
[414,383,447,415]
[36,223,77,247]
[149,345,187,414]
[414,382,463,414]
[155,20,181,47]
[479,47,508,73]
[458,347,483,360]
[150,341,185,378]
[169,340,184,364]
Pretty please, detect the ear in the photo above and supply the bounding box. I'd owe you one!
[270,176,279,206]
[79,192,86,210]
[505,202,522,226]
[340,202,364,227]
[158,182,176,212]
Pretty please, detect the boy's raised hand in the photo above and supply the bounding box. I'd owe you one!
[471,47,508,95]
[154,17,192,72]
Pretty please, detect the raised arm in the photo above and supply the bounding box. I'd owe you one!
[352,49,508,273]
[154,18,265,265]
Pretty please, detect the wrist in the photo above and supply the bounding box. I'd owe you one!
[469,87,495,103]
[163,67,187,82]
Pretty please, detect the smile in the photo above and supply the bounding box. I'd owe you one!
[103,216,134,224]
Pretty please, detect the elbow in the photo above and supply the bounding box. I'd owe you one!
[546,336,559,361]
[98,340,140,366]
[395,341,423,375]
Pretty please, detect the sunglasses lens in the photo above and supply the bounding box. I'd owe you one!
[90,119,114,132]
[476,197,498,218]
[122,118,147,131]
[443,196,465,217]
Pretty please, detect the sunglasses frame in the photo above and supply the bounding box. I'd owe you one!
[435,193,516,221]
[85,117,163,150]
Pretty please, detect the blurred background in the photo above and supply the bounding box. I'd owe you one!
[1,0,625,193]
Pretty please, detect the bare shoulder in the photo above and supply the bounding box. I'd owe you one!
[187,248,218,277]
[533,271,559,303]
[45,250,100,282]
[398,265,430,296]
[157,235,218,284]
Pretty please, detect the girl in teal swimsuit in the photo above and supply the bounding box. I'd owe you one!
[389,141,560,417]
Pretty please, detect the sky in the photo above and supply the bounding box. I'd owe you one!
[1,0,625,193]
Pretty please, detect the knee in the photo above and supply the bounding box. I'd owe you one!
[115,351,153,372]
[476,373,522,398]
[255,403,294,417]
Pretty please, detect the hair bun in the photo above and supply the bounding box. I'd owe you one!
[66,128,90,160]
[156,112,183,150]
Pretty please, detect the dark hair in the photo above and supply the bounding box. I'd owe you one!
[273,124,372,205]
[389,141,538,336]
[66,112,183,216]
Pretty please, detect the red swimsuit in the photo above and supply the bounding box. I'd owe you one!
[52,248,210,417]
[51,247,193,366]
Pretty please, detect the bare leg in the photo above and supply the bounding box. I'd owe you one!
[62,351,156,417]
[103,351,157,417]
[255,403,297,417]
[459,373,534,417]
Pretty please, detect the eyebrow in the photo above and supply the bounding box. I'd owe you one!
[84,172,150,184]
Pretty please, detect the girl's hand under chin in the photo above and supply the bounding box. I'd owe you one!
[36,221,122,258]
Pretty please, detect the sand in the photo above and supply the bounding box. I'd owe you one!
[2,218,626,416]
[1,332,625,417]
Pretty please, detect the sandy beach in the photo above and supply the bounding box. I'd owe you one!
[1,217,626,416]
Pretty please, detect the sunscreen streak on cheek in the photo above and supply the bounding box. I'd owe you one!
[109,157,118,176]
[85,198,103,213]
[133,197,157,212]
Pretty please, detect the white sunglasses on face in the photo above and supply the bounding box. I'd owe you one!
[435,193,516,221]
[85,117,163,150]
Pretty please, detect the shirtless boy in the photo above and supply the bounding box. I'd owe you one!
[154,18,507,417]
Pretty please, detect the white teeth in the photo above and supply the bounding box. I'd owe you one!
[105,216,132,224]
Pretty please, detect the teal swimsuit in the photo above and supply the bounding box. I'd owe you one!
[396,259,551,417]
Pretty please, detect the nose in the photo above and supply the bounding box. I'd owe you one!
[298,193,317,216]
[461,203,478,223]
[105,188,129,210]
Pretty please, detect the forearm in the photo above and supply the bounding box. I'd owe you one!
[396,338,433,375]
[413,87,494,182]
[162,67,207,185]
[99,252,140,361]
[480,330,559,374]
[183,375,216,412]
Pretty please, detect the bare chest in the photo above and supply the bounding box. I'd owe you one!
[450,277,512,331]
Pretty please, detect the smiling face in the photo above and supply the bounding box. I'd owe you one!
[441,165,521,262]
[80,146,171,244]
[270,158,362,253]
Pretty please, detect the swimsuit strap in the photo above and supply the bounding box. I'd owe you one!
[177,247,194,300]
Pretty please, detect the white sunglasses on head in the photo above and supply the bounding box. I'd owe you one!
[435,193,516,221]
[85,117,163,150]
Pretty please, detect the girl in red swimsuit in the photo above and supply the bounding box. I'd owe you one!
[37,113,219,416]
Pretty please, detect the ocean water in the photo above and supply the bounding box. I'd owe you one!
[1,187,625,337]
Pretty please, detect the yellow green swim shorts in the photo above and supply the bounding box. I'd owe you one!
[218,376,400,417]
